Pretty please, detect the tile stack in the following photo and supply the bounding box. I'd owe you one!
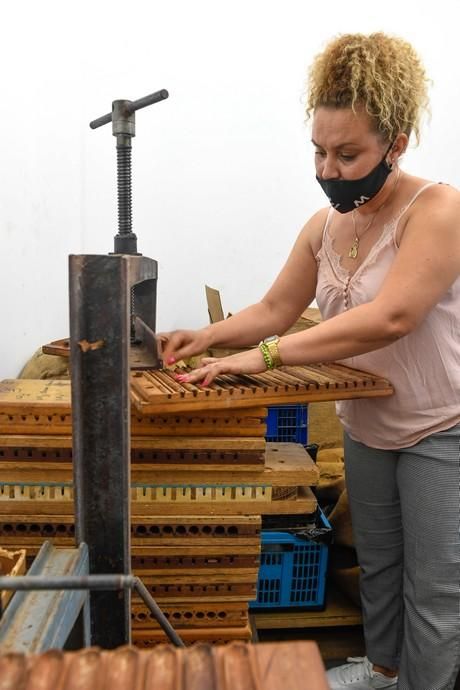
[0,640,331,690]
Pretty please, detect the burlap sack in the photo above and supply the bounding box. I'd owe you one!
[18,348,69,379]
[308,401,344,449]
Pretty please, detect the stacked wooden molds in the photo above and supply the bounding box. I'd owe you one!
[0,378,320,645]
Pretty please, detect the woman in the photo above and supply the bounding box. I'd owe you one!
[161,33,460,690]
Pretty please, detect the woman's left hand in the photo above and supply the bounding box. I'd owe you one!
[174,348,267,387]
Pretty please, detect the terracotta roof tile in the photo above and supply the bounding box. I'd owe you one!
[0,641,329,690]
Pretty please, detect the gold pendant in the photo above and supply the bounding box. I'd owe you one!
[348,239,359,259]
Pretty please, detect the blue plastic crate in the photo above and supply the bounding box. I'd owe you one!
[266,404,308,444]
[250,510,330,610]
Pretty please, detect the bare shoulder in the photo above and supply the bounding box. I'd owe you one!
[408,180,460,218]
[297,207,330,257]
[401,180,460,243]
[419,179,459,201]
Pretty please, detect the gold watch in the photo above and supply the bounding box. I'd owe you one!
[263,335,283,368]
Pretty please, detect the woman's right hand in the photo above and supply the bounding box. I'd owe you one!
[158,327,214,366]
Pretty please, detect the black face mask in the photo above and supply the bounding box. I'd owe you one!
[316,144,394,214]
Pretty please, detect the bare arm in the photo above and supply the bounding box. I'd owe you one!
[277,185,460,364]
[180,185,460,383]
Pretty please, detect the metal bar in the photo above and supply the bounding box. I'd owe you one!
[89,89,168,129]
[129,89,169,112]
[70,254,131,648]
[89,112,112,129]
[0,542,89,653]
[0,572,184,647]
[0,575,135,591]
[134,577,185,648]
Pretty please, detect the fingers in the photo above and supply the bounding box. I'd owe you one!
[200,357,218,366]
[160,331,195,365]
[174,349,265,386]
[175,361,222,387]
[155,333,170,360]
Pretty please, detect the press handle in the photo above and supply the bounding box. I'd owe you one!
[89,89,169,129]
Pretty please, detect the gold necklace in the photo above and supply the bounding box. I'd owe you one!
[348,168,401,260]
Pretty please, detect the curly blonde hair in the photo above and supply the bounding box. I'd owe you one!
[306,33,430,144]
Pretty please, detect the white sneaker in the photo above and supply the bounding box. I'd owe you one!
[327,656,398,689]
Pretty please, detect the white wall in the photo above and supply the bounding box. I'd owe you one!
[1,0,458,378]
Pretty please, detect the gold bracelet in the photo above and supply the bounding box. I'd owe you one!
[264,336,283,368]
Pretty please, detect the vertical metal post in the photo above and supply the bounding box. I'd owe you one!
[69,254,131,647]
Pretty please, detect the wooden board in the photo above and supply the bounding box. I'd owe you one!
[0,443,319,486]
[0,434,265,451]
[0,451,265,472]
[0,404,268,438]
[0,482,316,515]
[136,570,259,586]
[132,601,249,629]
[0,540,261,560]
[140,579,257,603]
[131,554,260,577]
[130,363,393,414]
[0,514,261,540]
[0,380,71,413]
[0,515,262,559]
[256,625,365,664]
[131,443,318,486]
[254,586,363,629]
[0,435,266,469]
[133,625,253,646]
[131,412,267,438]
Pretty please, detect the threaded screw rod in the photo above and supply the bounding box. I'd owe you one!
[88,89,169,254]
[117,140,133,237]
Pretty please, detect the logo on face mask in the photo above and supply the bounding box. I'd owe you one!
[354,195,371,207]
[316,144,393,214]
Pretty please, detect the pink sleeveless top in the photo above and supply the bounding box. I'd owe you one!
[315,183,460,449]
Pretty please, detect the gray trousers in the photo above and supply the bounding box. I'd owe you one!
[344,423,460,690]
